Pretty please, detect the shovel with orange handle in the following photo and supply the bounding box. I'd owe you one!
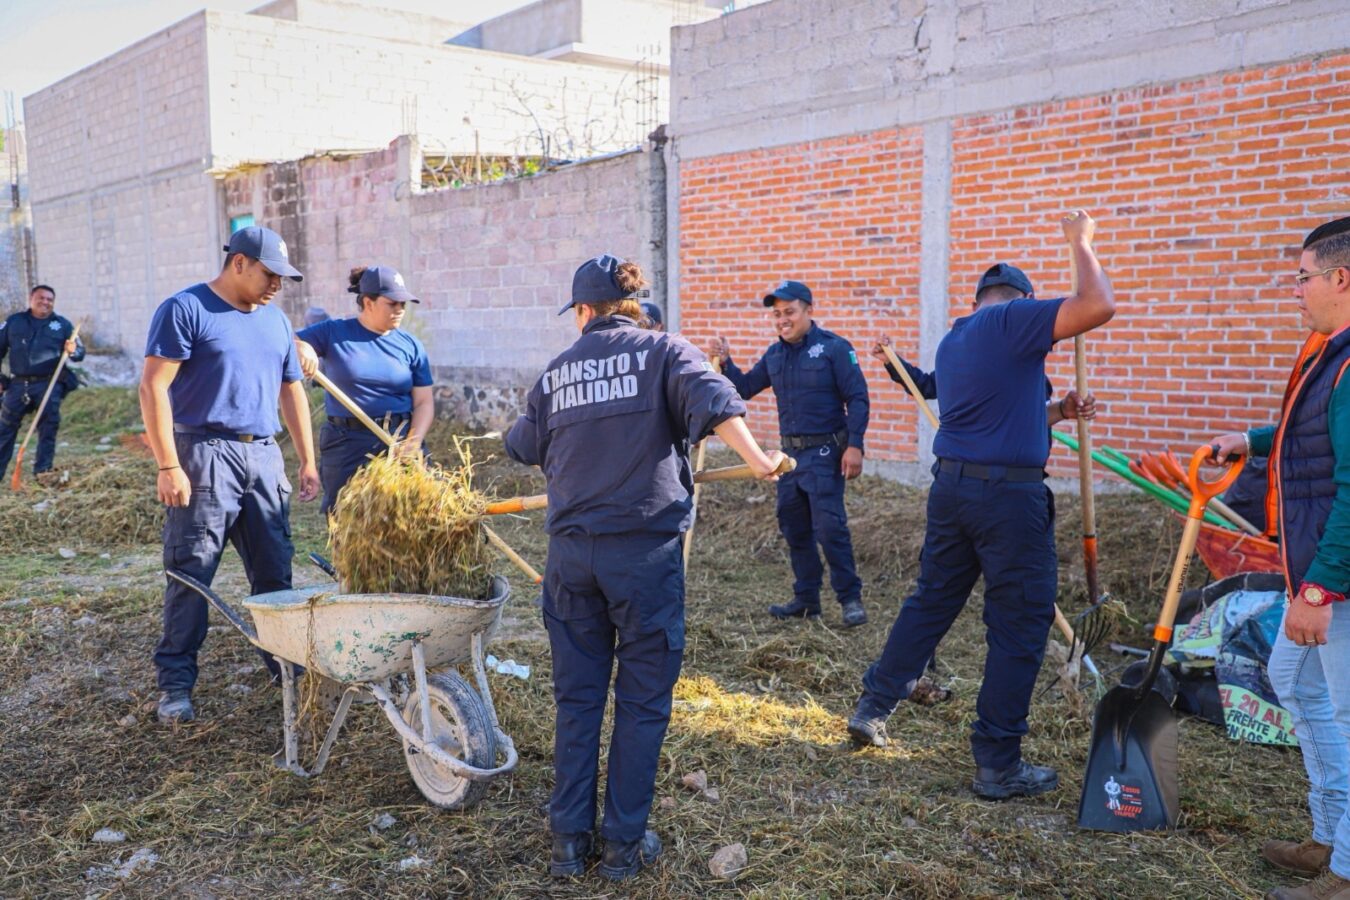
[11,321,83,491]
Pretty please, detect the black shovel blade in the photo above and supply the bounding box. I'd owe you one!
[1077,684,1179,831]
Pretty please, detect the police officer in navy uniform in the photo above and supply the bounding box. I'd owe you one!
[294,265,434,514]
[847,211,1115,801]
[0,284,85,482]
[712,281,871,627]
[140,225,321,725]
[506,254,782,881]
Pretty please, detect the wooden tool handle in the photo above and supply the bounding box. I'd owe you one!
[694,455,796,483]
[312,370,396,447]
[1070,247,1101,603]
[484,494,549,516]
[881,344,939,430]
[482,523,541,584]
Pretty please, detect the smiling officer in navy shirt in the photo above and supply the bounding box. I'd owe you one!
[295,265,433,514]
[506,254,782,882]
[713,281,871,627]
[0,284,85,482]
[140,225,320,726]
[848,211,1115,802]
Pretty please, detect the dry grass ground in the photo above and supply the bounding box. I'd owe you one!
[0,388,1309,898]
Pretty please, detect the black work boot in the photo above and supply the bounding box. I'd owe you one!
[768,597,822,620]
[840,600,867,627]
[847,694,891,748]
[549,831,594,877]
[599,830,662,881]
[156,690,195,725]
[972,760,1060,800]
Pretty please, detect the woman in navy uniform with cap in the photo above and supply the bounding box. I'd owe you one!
[294,265,433,514]
[505,254,783,881]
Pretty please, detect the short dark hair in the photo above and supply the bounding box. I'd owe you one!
[975,283,1027,305]
[30,284,55,298]
[1308,233,1350,270]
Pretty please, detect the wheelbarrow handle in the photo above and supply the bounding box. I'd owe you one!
[165,568,259,644]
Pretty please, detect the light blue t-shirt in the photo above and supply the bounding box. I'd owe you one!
[144,283,302,436]
[296,316,432,418]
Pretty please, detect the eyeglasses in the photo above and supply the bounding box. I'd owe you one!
[1293,266,1346,285]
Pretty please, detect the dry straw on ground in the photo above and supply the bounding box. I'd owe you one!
[326,446,490,599]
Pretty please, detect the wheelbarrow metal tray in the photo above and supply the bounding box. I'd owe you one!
[242,577,509,684]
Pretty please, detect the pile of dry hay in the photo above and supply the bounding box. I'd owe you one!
[327,447,491,599]
[0,450,162,551]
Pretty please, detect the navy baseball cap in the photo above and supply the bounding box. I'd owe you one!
[559,254,647,315]
[762,280,812,307]
[223,226,303,282]
[976,263,1034,297]
[640,300,663,326]
[350,265,419,303]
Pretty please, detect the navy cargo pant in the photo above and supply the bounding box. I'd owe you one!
[860,463,1057,769]
[318,421,393,514]
[0,377,67,477]
[155,432,294,693]
[542,531,685,843]
[776,444,862,609]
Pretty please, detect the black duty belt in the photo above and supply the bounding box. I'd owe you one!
[173,423,271,443]
[328,414,410,430]
[938,458,1045,483]
[9,374,53,383]
[782,429,848,451]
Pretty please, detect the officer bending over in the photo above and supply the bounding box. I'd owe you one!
[506,254,781,882]
[140,226,320,725]
[713,280,871,627]
[0,284,85,483]
[849,211,1115,802]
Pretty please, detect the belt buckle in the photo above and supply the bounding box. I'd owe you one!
[239,434,254,443]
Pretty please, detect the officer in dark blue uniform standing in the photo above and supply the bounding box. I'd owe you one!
[294,265,434,514]
[848,211,1115,801]
[713,281,871,627]
[0,284,85,482]
[506,254,782,881]
[140,225,321,725]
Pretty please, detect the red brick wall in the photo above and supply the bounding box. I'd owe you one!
[679,128,926,458]
[679,53,1350,472]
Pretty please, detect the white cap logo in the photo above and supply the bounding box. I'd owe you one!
[277,239,289,258]
[394,272,405,287]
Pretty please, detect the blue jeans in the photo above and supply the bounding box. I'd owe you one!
[1269,601,1350,878]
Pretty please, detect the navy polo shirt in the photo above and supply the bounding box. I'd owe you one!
[144,283,302,437]
[504,315,746,536]
[296,316,432,418]
[721,322,870,451]
[932,297,1066,468]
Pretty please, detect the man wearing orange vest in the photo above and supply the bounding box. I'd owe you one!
[1210,215,1350,900]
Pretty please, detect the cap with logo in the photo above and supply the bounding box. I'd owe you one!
[223,225,304,282]
[560,254,648,316]
[348,265,420,303]
[975,263,1034,298]
[640,300,663,326]
[762,280,813,307]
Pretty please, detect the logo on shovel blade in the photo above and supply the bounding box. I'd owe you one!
[1104,776,1145,819]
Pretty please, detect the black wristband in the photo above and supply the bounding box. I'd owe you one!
[159,465,180,472]
[1058,398,1068,418]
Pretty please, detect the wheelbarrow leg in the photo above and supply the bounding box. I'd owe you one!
[275,658,306,776]
[471,631,502,732]
[309,687,358,777]
[411,640,434,743]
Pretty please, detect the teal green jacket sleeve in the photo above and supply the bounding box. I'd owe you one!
[1247,425,1277,458]
[1303,377,1350,593]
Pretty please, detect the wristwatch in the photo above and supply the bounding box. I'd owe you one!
[1300,583,1345,607]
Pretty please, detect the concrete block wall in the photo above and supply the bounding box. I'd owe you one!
[204,9,652,169]
[23,13,216,349]
[221,139,662,428]
[1,127,33,314]
[670,0,1350,479]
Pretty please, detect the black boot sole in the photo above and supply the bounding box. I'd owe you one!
[971,772,1060,801]
[549,859,588,878]
[599,846,661,882]
[769,608,822,620]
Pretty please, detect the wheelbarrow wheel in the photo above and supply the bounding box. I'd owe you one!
[401,671,497,810]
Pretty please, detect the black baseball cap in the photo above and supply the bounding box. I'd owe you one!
[560,254,648,315]
[976,263,1034,297]
[763,280,813,307]
[640,300,663,326]
[350,265,419,303]
[224,226,303,282]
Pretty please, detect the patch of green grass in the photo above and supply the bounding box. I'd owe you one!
[56,386,143,441]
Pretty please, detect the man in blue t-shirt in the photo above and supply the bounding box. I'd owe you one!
[848,211,1115,801]
[295,265,435,513]
[139,225,320,725]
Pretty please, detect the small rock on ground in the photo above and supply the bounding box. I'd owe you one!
[92,829,126,844]
[59,547,78,559]
[708,843,748,880]
[681,770,708,792]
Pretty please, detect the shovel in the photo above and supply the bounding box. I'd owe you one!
[1077,444,1243,832]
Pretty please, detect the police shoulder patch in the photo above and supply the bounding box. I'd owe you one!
[49,321,62,331]
[849,351,858,364]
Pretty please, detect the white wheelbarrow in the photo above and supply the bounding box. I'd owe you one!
[165,565,518,810]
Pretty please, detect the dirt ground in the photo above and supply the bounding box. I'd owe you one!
[0,388,1311,898]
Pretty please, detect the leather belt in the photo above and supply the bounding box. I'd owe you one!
[173,423,269,443]
[782,429,848,451]
[328,414,410,430]
[9,374,52,383]
[937,458,1045,482]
